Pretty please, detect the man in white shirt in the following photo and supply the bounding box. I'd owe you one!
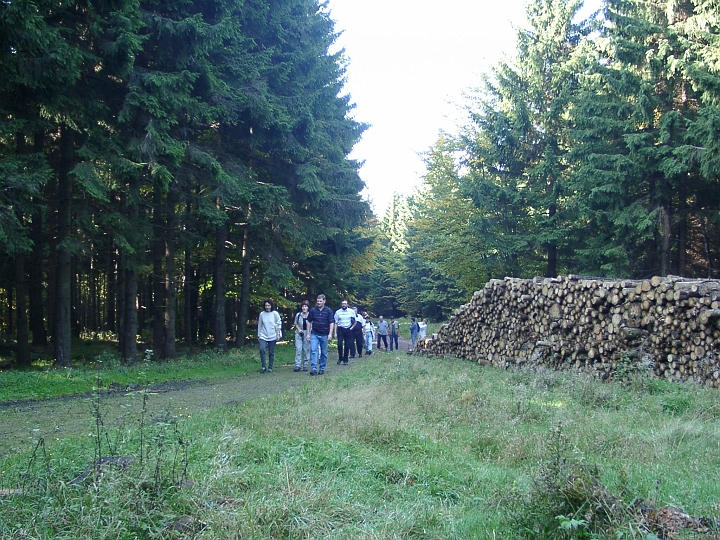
[333,300,355,365]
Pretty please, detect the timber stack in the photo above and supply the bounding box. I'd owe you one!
[424,275,720,387]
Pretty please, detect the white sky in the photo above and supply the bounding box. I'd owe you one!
[327,0,528,216]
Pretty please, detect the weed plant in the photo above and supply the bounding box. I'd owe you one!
[1,350,719,538]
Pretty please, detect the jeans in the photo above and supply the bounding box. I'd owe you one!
[377,334,388,350]
[411,331,418,348]
[389,333,399,351]
[294,332,311,369]
[310,332,329,372]
[365,332,374,353]
[259,339,276,370]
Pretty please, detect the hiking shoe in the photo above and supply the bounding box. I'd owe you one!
[293,367,301,372]
[319,370,325,375]
[343,362,348,365]
[268,368,273,373]
[310,370,317,376]
[260,368,266,373]
[337,360,342,365]
[302,367,308,372]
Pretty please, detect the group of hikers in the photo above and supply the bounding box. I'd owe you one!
[256,295,428,376]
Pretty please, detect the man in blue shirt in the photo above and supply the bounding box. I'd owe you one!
[333,299,356,365]
[306,294,335,375]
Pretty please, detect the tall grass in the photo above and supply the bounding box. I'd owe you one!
[1,349,719,538]
[0,346,267,402]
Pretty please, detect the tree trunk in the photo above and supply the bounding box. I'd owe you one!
[237,225,251,347]
[29,132,47,346]
[677,211,687,277]
[15,253,30,367]
[162,188,178,358]
[53,125,74,367]
[183,243,196,345]
[547,198,557,278]
[106,246,117,333]
[152,187,165,356]
[659,204,671,276]
[120,177,139,362]
[28,209,47,346]
[213,214,228,352]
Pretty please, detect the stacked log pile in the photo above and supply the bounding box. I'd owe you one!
[424,275,720,387]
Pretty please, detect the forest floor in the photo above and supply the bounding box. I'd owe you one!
[0,336,413,458]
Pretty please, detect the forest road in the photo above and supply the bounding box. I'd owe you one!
[0,337,413,458]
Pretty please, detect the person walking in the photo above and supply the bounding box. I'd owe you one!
[333,299,356,365]
[364,315,375,355]
[257,299,282,373]
[389,316,400,351]
[418,319,428,340]
[306,294,334,375]
[376,315,388,351]
[410,317,419,349]
[350,307,365,358]
[293,300,311,372]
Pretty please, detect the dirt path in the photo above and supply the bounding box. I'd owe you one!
[0,338,413,458]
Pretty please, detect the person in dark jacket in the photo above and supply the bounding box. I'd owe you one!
[306,294,335,375]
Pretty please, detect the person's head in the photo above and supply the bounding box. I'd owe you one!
[316,294,326,308]
[263,299,275,311]
[379,316,384,321]
[301,300,310,311]
[390,316,394,321]
[411,317,416,322]
[340,299,349,310]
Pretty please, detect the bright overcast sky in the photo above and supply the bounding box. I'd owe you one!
[327,0,528,215]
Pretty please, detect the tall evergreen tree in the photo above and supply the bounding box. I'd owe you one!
[461,0,589,278]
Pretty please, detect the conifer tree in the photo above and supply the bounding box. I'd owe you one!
[461,0,589,277]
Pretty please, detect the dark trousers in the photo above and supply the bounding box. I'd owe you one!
[390,333,399,351]
[377,334,388,350]
[351,330,364,357]
[337,326,353,363]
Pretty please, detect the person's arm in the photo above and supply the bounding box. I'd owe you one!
[274,312,282,340]
[306,321,312,341]
[329,311,335,340]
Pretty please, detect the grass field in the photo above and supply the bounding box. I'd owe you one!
[1,344,719,539]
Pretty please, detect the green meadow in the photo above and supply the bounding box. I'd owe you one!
[1,345,718,539]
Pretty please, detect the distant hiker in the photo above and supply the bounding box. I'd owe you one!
[350,307,365,358]
[410,318,419,349]
[389,316,400,351]
[376,316,388,351]
[257,299,282,373]
[293,300,311,372]
[364,314,375,355]
[334,299,355,365]
[418,319,428,340]
[307,294,335,375]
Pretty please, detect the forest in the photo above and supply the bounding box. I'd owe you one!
[372,0,720,322]
[1,0,719,366]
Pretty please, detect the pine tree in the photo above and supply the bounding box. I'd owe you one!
[461,0,590,277]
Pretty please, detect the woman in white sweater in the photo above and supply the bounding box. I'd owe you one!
[257,299,282,372]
